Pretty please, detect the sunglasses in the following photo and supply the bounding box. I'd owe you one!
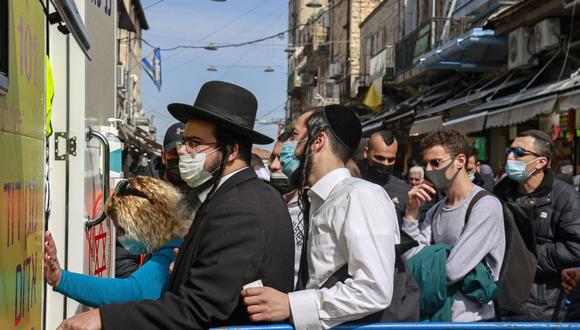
[421,157,454,169]
[114,180,151,202]
[505,146,540,158]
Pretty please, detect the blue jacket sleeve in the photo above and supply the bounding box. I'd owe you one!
[54,247,176,307]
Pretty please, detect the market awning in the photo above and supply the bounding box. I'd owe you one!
[485,96,557,129]
[118,124,162,154]
[418,74,530,117]
[471,75,580,128]
[559,88,580,111]
[409,116,443,136]
[384,110,415,124]
[442,111,488,134]
[419,29,507,72]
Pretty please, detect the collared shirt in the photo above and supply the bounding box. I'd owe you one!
[288,168,400,329]
[190,167,249,219]
[198,167,248,204]
[286,194,303,288]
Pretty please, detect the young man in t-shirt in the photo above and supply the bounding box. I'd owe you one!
[402,130,506,321]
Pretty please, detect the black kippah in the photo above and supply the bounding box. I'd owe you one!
[322,105,362,152]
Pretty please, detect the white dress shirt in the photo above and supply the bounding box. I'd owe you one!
[197,167,248,204]
[288,168,400,329]
[286,194,303,288]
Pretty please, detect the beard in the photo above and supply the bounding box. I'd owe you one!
[178,151,224,215]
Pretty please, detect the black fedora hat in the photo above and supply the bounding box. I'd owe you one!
[167,81,273,144]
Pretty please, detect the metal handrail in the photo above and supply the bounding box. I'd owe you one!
[211,322,580,329]
[395,17,469,74]
[84,127,110,231]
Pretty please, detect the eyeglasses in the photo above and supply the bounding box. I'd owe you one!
[176,139,218,153]
[114,180,151,202]
[505,146,540,158]
[421,157,454,169]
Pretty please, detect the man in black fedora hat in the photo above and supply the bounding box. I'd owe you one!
[58,81,295,330]
[242,105,400,328]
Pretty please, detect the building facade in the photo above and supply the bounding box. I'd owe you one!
[289,0,580,175]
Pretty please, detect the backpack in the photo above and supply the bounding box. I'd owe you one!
[464,190,538,317]
[321,232,420,323]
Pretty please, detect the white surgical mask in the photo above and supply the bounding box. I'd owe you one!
[179,148,221,188]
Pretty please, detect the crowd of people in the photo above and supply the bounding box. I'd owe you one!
[48,80,580,330]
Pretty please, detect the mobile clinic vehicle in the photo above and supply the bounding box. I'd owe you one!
[1,0,118,329]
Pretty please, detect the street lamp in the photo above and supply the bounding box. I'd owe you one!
[205,43,218,51]
[305,0,322,8]
[264,66,275,73]
[207,65,218,72]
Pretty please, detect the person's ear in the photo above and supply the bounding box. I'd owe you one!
[363,146,369,159]
[456,154,466,169]
[226,144,238,163]
[535,157,548,170]
[310,133,325,153]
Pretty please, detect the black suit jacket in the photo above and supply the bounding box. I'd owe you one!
[100,168,294,329]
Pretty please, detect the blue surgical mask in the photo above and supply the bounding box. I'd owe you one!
[468,173,476,182]
[505,158,539,183]
[280,140,301,177]
[118,235,149,255]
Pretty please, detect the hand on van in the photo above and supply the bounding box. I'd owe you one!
[44,230,62,287]
[57,308,101,330]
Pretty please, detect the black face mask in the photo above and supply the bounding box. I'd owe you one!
[424,158,460,192]
[365,161,394,186]
[270,174,293,195]
[165,158,188,191]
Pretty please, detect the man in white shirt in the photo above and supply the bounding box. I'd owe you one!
[242,105,400,329]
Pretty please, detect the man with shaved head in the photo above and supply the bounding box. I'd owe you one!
[360,130,410,218]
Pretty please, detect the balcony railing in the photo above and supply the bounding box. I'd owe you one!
[395,18,468,75]
[304,16,329,58]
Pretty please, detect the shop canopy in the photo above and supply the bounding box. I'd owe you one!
[419,29,507,72]
[471,75,580,129]
[418,74,530,117]
[360,95,423,136]
[442,111,488,134]
[409,116,443,136]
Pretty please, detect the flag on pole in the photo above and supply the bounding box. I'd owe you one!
[142,48,162,91]
[362,78,382,112]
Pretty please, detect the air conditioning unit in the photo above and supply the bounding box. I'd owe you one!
[508,27,538,70]
[116,65,126,89]
[328,63,343,79]
[535,18,560,53]
[301,73,315,86]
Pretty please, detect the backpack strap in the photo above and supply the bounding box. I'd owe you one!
[464,190,492,227]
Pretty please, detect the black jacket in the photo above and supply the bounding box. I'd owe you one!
[495,171,580,320]
[384,175,410,215]
[100,168,295,329]
[474,172,495,193]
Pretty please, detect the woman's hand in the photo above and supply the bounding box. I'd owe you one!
[44,231,62,287]
[562,268,580,294]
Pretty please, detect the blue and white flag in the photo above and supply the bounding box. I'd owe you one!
[142,48,162,91]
